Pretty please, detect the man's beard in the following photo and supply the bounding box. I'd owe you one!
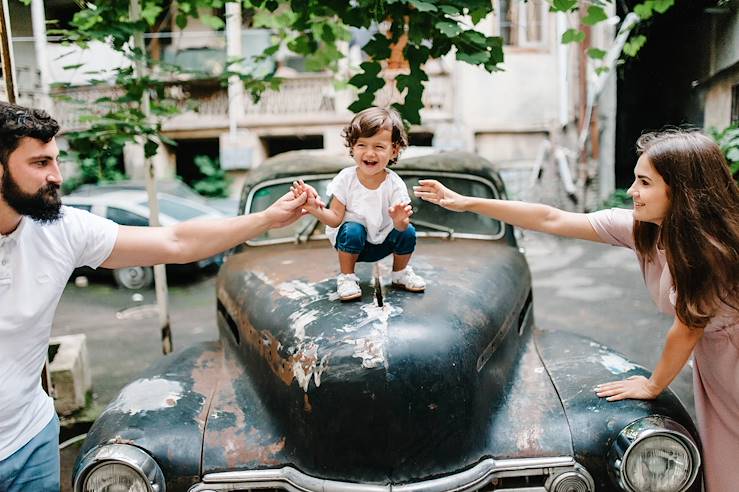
[1,167,63,223]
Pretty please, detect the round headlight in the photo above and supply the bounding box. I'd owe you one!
[610,416,700,492]
[74,443,166,492]
[83,462,151,492]
[624,434,693,492]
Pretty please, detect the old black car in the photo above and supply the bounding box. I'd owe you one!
[73,151,702,492]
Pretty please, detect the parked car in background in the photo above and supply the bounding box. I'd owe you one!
[73,152,702,492]
[63,189,225,289]
[72,179,240,216]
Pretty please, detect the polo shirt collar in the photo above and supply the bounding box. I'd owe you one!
[0,216,26,247]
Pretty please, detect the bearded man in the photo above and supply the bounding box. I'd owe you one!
[0,101,309,491]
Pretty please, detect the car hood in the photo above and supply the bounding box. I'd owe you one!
[207,239,574,482]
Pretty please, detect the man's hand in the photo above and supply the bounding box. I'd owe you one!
[413,179,469,212]
[595,375,662,402]
[264,191,309,229]
[389,202,413,231]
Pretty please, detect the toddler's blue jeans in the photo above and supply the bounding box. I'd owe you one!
[336,221,416,262]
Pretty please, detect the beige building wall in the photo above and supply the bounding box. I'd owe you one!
[704,67,739,130]
[703,8,739,130]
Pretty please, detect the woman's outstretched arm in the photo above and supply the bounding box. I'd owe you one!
[413,179,603,242]
[595,317,703,401]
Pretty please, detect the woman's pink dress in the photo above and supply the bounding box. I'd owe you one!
[588,207,739,492]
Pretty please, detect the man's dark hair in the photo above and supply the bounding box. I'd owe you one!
[0,102,60,168]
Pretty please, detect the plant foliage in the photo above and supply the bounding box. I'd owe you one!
[18,0,674,188]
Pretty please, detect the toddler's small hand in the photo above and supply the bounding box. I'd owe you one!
[292,180,324,210]
[389,202,413,230]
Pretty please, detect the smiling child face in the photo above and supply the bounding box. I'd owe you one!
[351,129,398,181]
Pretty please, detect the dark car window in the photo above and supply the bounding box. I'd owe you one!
[106,207,149,226]
[247,175,501,242]
[400,175,502,237]
[248,180,331,241]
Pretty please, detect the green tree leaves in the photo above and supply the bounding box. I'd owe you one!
[348,62,385,114]
[46,0,676,183]
[623,35,647,57]
[711,124,739,181]
[435,21,462,38]
[587,48,607,60]
[550,0,578,12]
[582,5,608,26]
[562,28,585,44]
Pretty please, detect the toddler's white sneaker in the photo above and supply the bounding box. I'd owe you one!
[337,273,361,301]
[391,266,425,292]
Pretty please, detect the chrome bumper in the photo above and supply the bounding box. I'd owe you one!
[189,456,593,492]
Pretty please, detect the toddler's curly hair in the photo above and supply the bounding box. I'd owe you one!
[342,106,408,165]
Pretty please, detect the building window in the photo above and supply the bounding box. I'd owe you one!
[731,84,739,125]
[498,0,547,48]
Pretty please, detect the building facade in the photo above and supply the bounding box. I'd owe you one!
[3,0,619,206]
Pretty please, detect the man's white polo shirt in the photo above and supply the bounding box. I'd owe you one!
[0,206,118,461]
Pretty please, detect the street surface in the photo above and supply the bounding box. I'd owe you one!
[54,231,693,490]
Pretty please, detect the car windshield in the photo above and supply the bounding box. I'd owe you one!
[246,174,502,243]
[138,196,213,221]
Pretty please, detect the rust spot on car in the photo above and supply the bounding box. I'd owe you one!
[218,288,295,386]
[203,350,288,468]
[190,347,224,430]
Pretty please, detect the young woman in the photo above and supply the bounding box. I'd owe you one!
[414,130,739,491]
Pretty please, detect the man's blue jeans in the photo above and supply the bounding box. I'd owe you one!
[0,415,60,492]
[336,222,416,262]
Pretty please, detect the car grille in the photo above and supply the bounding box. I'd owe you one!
[188,457,594,492]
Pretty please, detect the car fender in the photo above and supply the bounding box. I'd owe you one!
[75,341,224,491]
[534,329,701,491]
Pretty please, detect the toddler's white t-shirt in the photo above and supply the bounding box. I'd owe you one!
[325,167,410,246]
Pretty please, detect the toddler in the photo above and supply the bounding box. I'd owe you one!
[293,106,425,300]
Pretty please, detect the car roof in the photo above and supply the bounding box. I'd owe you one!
[64,190,149,205]
[64,190,223,216]
[240,150,505,193]
[71,179,204,202]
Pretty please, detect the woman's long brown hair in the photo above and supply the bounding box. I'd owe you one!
[633,130,739,328]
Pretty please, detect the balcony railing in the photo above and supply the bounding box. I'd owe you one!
[51,71,453,133]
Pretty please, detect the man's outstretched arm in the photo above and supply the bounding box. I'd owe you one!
[101,191,307,269]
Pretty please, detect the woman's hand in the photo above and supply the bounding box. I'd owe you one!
[389,202,413,231]
[413,180,469,212]
[595,375,662,401]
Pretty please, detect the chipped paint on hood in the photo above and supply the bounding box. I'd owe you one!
[277,279,320,300]
[596,353,637,374]
[292,342,318,391]
[345,302,403,369]
[289,309,320,340]
[105,378,183,415]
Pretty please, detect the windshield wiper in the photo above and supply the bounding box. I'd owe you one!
[412,219,455,239]
[294,216,320,243]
